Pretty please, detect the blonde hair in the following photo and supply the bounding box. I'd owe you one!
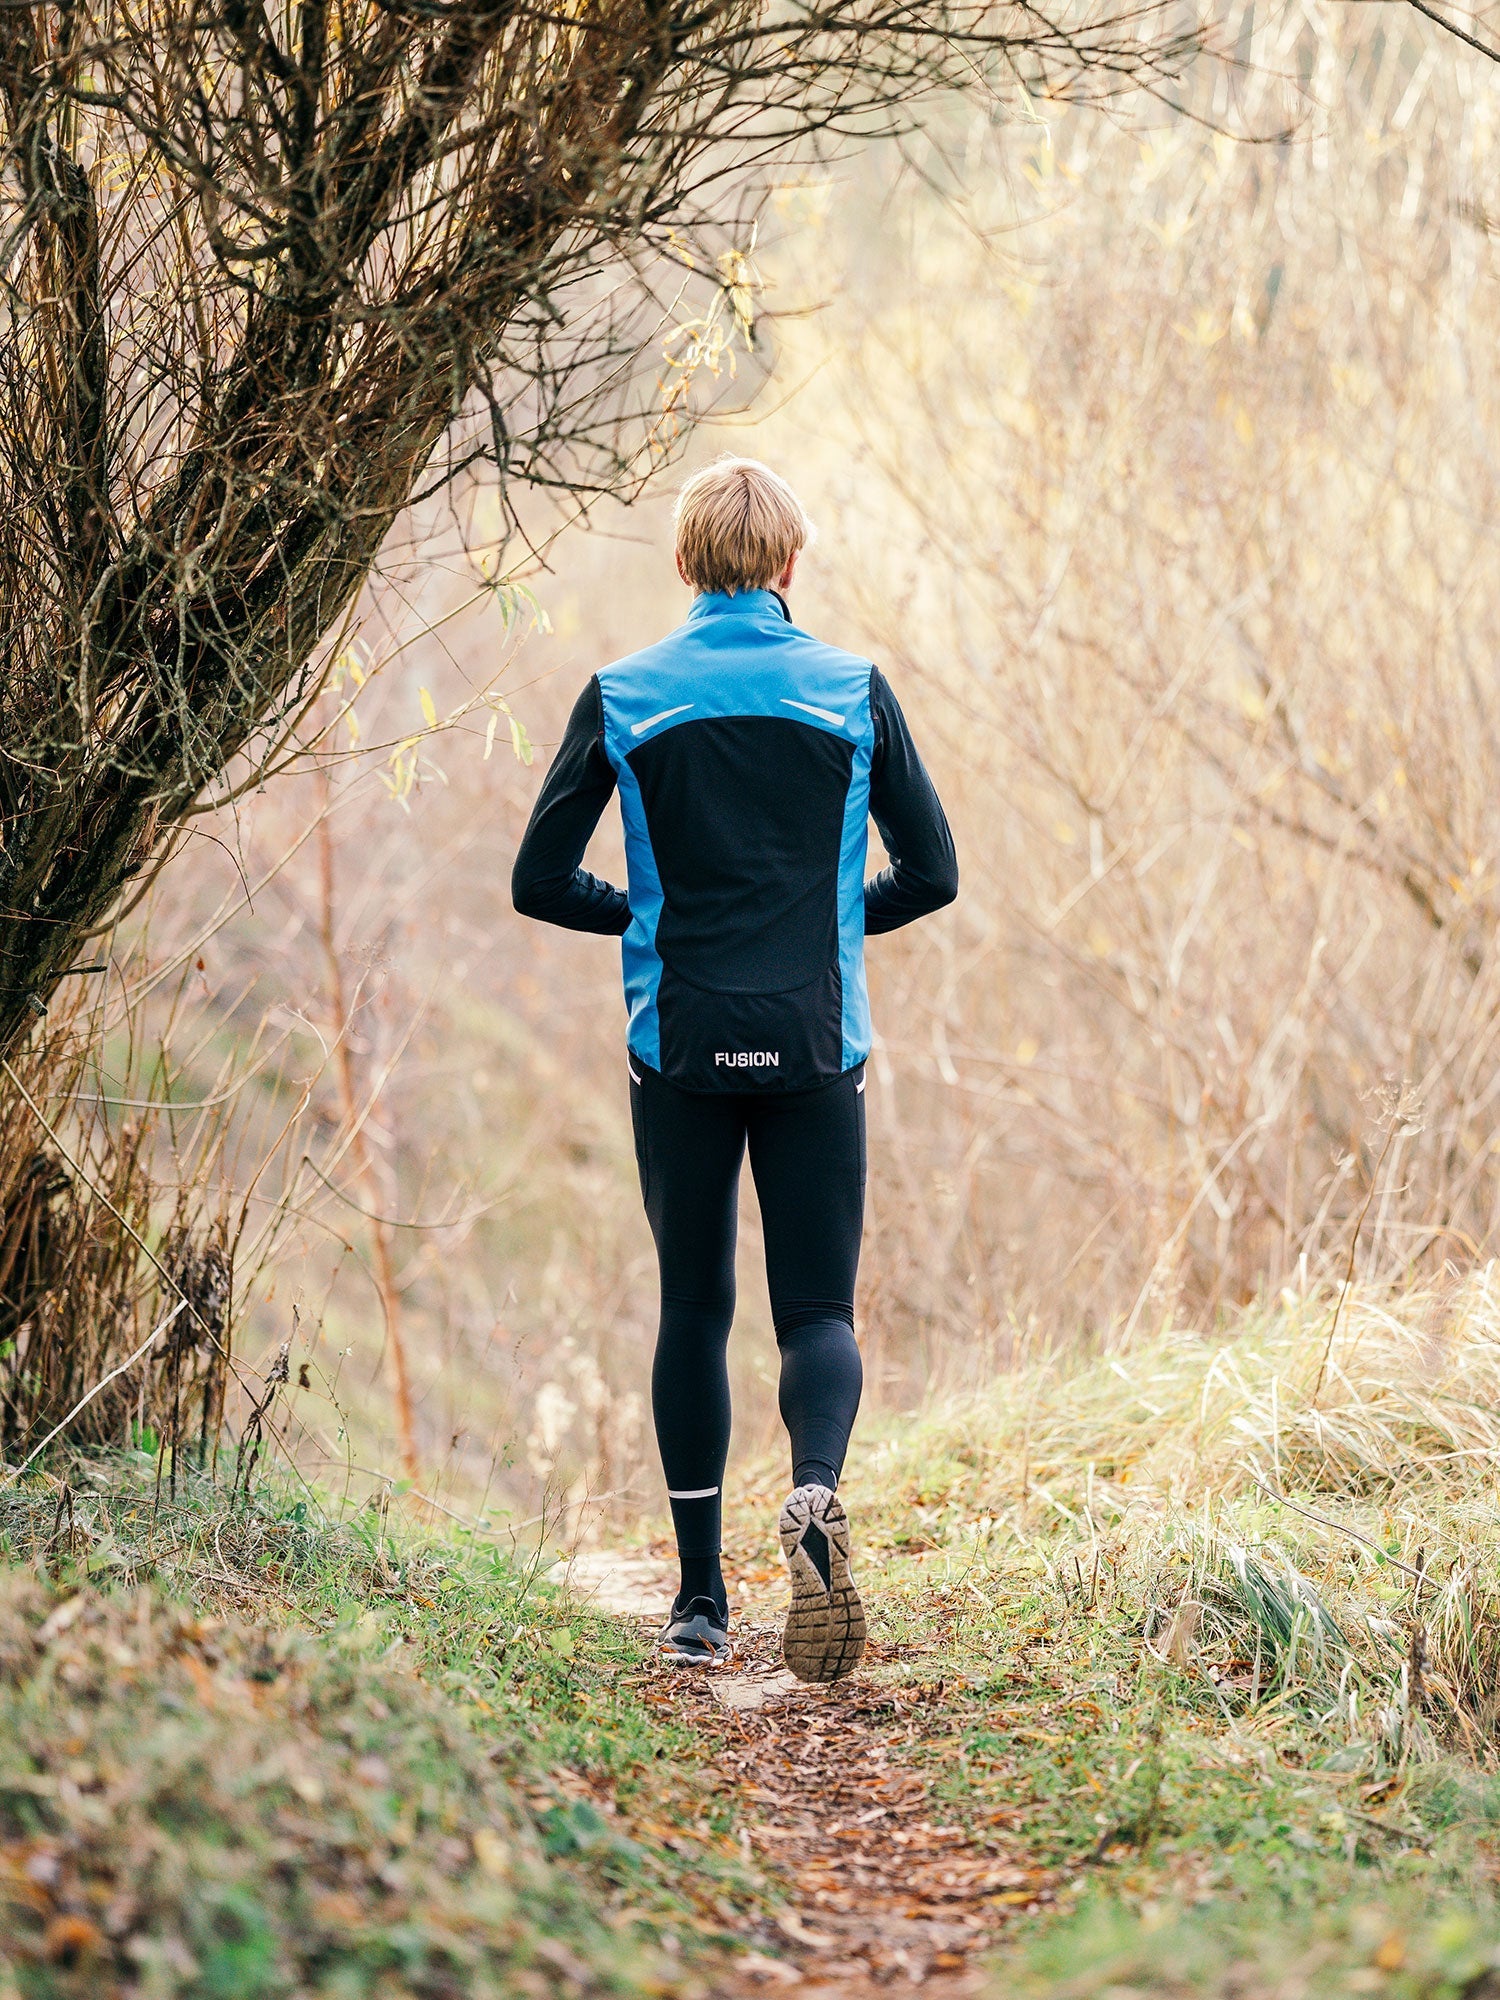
[673,456,813,596]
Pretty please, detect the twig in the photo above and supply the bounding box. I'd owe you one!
[1314,1110,1404,1401]
[0,1057,220,1348]
[1252,1478,1436,1586]
[302,1153,507,1231]
[1405,0,1500,65]
[1345,1803,1430,1850]
[233,1337,291,1504]
[2,1301,185,1486]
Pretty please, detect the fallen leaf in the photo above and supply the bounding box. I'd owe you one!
[36,1598,86,1645]
[43,1915,103,1964]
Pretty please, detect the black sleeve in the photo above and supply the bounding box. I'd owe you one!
[511,678,631,936]
[864,667,959,935]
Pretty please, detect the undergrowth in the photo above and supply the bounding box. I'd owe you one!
[0,1457,763,1997]
[13,1277,1500,1995]
[816,1272,1500,1994]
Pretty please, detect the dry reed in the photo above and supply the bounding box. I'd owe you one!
[855,1273,1500,1761]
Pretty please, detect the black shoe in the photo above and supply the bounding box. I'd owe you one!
[779,1484,866,1683]
[660,1594,731,1665]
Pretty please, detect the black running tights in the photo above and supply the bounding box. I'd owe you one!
[629,1060,866,1576]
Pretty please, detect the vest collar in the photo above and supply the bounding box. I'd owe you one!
[686,588,792,625]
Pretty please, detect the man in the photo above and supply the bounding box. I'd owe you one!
[512,456,957,1680]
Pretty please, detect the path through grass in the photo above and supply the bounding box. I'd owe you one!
[12,1282,1500,1994]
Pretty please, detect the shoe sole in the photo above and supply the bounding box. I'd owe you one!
[779,1484,866,1683]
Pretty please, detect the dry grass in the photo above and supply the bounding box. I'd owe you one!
[861,1274,1500,1516]
[0,986,237,1466]
[735,2,1500,1359]
[67,1,1500,1532]
[841,1274,1500,1767]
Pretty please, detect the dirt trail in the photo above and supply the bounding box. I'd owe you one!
[555,1543,1054,1993]
[671,1625,1053,1990]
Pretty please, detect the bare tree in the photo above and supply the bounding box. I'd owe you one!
[0,0,1195,1061]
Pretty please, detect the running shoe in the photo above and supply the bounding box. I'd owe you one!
[779,1484,866,1683]
[659,1594,732,1665]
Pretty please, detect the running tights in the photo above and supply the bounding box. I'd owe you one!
[629,1060,866,1613]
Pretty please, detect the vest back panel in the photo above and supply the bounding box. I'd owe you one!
[597,591,874,1092]
[627,716,853,993]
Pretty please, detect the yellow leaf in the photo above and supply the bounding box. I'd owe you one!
[346,710,360,747]
[420,686,437,728]
[483,712,498,761]
[1176,309,1227,347]
[473,1827,509,1879]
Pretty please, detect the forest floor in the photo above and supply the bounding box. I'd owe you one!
[11,1289,1500,1995]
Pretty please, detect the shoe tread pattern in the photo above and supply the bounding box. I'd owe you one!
[779,1484,866,1683]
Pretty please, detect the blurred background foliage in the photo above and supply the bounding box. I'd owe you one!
[60,0,1500,1536]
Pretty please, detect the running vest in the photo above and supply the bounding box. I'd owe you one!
[597,589,875,1093]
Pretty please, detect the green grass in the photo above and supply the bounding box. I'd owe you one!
[13,1280,1500,1995]
[0,1456,764,1997]
[808,1278,1500,1994]
[854,1542,1500,1993]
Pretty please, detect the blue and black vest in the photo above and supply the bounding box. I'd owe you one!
[511,587,958,1095]
[599,589,875,1093]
